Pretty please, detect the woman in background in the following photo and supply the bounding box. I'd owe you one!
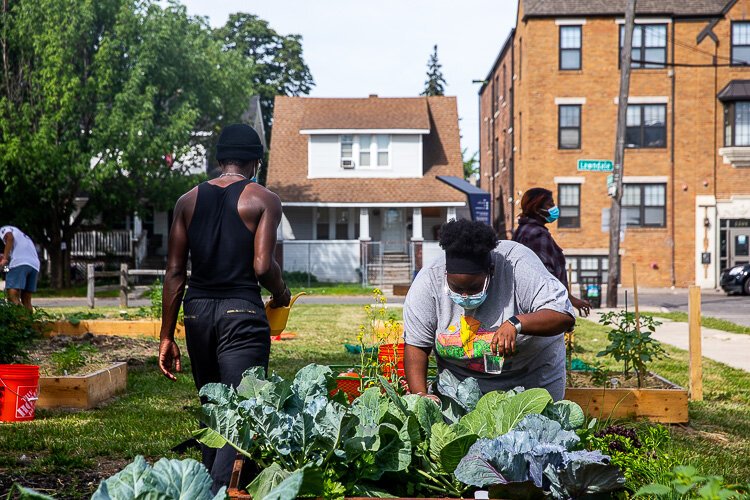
[513,187,590,316]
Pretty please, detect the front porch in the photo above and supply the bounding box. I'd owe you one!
[280,204,465,284]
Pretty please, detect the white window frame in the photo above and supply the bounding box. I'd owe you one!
[375,134,391,168]
[340,135,353,163]
[339,134,391,170]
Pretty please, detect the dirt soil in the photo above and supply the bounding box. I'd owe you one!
[0,457,129,499]
[568,370,678,389]
[28,333,159,377]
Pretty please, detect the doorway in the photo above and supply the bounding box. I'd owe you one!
[729,228,750,267]
[381,208,406,254]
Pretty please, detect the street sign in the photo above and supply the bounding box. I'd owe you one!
[578,159,614,172]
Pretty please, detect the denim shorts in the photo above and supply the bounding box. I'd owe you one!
[5,265,38,292]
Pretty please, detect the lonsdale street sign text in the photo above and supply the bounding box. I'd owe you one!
[577,159,614,172]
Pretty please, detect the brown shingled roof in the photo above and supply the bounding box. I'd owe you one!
[523,0,732,17]
[267,96,465,204]
[300,97,430,130]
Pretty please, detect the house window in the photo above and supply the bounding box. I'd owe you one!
[566,256,609,284]
[559,26,582,70]
[622,183,666,227]
[376,134,390,166]
[493,138,498,173]
[732,22,750,65]
[558,184,580,228]
[558,105,581,149]
[315,208,329,240]
[335,209,349,240]
[626,104,666,148]
[359,135,371,166]
[340,135,353,160]
[724,101,750,146]
[620,24,667,68]
[492,78,498,115]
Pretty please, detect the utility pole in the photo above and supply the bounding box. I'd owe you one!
[606,0,637,308]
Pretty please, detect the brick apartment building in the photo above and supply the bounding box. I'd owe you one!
[480,0,750,288]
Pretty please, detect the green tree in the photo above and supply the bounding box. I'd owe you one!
[462,148,478,181]
[0,0,254,287]
[214,13,315,145]
[421,44,447,96]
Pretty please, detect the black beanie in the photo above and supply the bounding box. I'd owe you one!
[216,124,264,161]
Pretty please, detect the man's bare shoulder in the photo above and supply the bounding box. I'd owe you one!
[242,183,281,209]
[175,186,199,209]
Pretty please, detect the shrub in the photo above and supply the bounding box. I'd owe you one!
[0,299,40,364]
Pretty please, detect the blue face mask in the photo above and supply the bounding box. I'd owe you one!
[250,176,257,183]
[542,205,560,223]
[447,275,489,310]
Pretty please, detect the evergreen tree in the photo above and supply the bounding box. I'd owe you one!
[421,44,447,96]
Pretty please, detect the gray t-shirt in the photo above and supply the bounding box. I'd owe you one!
[403,241,574,400]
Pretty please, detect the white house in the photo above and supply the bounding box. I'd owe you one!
[267,95,469,283]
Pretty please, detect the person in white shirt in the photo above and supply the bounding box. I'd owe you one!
[0,226,41,311]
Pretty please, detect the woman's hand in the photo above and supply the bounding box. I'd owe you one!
[570,296,591,317]
[491,321,517,356]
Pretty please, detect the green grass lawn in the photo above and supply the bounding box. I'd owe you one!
[643,311,750,335]
[288,282,373,296]
[1,304,749,497]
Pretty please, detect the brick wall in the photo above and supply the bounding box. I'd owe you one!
[481,0,750,287]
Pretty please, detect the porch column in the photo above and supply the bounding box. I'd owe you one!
[358,208,370,241]
[411,207,423,241]
[348,208,356,239]
[312,207,318,240]
[447,207,457,222]
[328,207,336,240]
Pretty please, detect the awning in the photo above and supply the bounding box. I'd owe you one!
[718,80,750,102]
[437,176,491,226]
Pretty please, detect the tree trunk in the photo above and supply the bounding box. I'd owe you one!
[48,239,64,289]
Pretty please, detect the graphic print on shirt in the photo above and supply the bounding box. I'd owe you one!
[435,315,495,373]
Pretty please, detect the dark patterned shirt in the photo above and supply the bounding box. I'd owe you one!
[512,217,568,289]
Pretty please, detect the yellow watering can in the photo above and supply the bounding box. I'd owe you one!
[265,292,306,337]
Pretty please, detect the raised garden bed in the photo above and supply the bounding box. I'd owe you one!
[565,371,688,424]
[44,319,185,340]
[27,333,157,410]
[38,362,127,410]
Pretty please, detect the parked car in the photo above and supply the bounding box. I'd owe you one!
[720,263,750,295]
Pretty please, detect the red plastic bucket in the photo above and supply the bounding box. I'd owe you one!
[0,364,40,422]
[378,343,405,378]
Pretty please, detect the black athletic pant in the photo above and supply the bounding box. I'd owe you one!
[183,296,270,491]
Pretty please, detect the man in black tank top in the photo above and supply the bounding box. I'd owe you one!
[158,124,290,491]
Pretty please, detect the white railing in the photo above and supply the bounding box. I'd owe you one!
[72,230,133,258]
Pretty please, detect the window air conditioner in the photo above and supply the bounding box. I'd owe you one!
[341,159,355,169]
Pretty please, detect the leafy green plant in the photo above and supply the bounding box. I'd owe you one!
[635,465,749,499]
[597,310,667,387]
[92,455,225,499]
[63,311,105,326]
[583,424,676,490]
[50,343,98,375]
[147,280,183,323]
[0,299,40,364]
[193,363,609,499]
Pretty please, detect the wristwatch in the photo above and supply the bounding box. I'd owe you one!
[506,315,522,334]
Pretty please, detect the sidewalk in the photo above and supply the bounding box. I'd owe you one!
[592,309,750,372]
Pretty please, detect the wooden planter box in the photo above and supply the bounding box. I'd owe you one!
[37,362,128,410]
[228,457,458,500]
[43,320,185,340]
[565,372,688,424]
